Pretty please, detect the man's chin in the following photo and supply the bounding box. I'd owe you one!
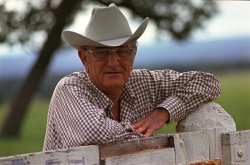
[103,81,125,89]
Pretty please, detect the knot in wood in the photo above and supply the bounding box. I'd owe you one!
[237,151,244,157]
[179,140,185,147]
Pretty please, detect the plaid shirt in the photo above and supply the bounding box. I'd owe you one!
[43,69,221,151]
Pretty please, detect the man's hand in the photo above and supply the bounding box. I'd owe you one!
[132,108,170,137]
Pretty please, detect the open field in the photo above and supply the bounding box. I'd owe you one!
[0,70,249,157]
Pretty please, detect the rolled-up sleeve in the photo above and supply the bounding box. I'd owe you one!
[145,70,221,123]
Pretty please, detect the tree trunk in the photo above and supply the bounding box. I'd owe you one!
[0,0,82,137]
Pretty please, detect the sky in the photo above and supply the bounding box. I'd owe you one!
[66,1,250,44]
[193,1,250,41]
[141,1,250,43]
[0,1,249,54]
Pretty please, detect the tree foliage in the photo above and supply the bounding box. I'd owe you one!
[0,0,218,137]
[0,0,218,47]
[0,0,82,49]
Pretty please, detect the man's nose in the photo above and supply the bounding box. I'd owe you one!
[107,51,119,66]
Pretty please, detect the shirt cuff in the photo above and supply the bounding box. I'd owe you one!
[156,96,184,123]
[120,119,134,132]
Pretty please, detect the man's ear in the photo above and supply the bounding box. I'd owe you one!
[134,46,138,56]
[78,49,88,67]
[78,49,89,72]
[134,45,138,51]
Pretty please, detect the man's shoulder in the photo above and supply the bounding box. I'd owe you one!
[129,69,177,83]
[130,69,148,76]
[57,71,88,87]
[129,69,156,82]
[130,69,167,78]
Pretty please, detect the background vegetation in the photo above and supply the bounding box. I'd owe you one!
[0,0,249,158]
[0,70,249,157]
[0,0,218,138]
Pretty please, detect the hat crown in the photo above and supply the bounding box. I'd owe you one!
[85,4,132,42]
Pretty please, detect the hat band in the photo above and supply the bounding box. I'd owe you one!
[96,35,131,42]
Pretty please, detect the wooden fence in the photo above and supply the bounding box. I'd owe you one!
[0,102,249,165]
[0,129,249,165]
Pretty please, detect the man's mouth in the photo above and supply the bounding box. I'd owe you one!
[105,71,123,75]
[106,72,121,74]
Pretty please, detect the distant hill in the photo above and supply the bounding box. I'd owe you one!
[0,37,249,78]
[134,37,250,70]
[0,37,250,101]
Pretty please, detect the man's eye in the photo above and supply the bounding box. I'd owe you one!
[117,49,129,54]
[95,50,109,57]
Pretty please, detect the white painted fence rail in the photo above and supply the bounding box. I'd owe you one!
[0,102,249,165]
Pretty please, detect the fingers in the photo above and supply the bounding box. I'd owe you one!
[132,108,169,137]
[131,120,141,130]
[133,121,154,137]
[143,128,154,137]
[132,119,156,137]
[132,119,148,134]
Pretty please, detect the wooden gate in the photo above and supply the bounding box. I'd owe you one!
[0,129,249,165]
[0,102,249,165]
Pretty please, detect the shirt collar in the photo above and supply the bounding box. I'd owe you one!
[84,71,136,108]
[84,72,113,109]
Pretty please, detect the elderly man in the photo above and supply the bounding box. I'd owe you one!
[43,3,221,151]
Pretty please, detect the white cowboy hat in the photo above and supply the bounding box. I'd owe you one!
[62,3,149,49]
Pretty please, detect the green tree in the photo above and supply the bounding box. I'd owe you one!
[0,0,218,137]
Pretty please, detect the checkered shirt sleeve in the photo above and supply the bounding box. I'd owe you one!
[43,69,221,151]
[131,69,222,123]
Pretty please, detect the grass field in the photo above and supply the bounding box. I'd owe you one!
[0,70,249,157]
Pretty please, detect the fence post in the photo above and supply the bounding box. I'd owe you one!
[176,101,236,160]
[222,130,250,164]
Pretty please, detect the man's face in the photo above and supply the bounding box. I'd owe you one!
[78,42,136,93]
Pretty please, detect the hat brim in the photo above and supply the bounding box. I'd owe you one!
[62,17,149,49]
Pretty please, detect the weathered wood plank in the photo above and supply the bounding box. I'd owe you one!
[104,147,175,165]
[99,134,170,159]
[222,129,250,165]
[1,129,249,165]
[207,128,224,160]
[176,102,236,134]
[170,130,210,164]
[0,145,99,165]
